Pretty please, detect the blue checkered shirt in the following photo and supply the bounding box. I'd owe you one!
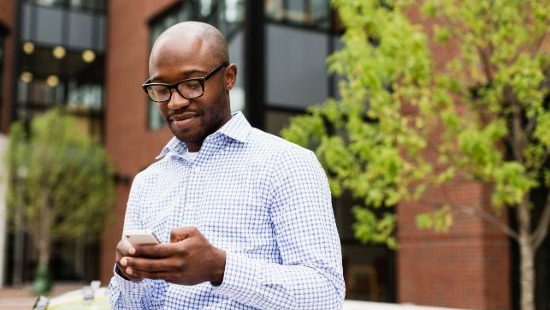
[109,112,345,309]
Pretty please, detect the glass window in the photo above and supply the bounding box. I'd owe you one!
[228,28,245,113]
[67,11,95,50]
[16,42,106,138]
[69,0,106,11]
[265,0,331,29]
[32,0,66,7]
[26,0,106,13]
[21,2,106,51]
[35,5,64,45]
[147,0,246,130]
[264,109,299,135]
[264,0,343,110]
[67,80,103,111]
[266,24,329,109]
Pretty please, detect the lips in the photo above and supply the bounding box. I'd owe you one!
[169,111,199,130]
[170,111,198,122]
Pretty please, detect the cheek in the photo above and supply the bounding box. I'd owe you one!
[155,103,169,117]
[203,95,228,118]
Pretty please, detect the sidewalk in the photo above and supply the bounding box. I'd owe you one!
[0,282,84,310]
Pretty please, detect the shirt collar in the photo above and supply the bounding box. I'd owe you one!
[156,111,251,159]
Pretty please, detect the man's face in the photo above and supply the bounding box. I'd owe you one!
[148,36,235,151]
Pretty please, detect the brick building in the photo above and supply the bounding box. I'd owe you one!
[1,1,548,309]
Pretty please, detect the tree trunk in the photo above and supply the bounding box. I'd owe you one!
[37,237,50,271]
[518,235,535,310]
[31,201,53,295]
[34,200,52,272]
[517,198,535,310]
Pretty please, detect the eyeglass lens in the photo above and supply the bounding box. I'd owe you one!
[144,62,227,102]
[147,79,203,101]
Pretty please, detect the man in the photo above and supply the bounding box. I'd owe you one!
[109,21,345,309]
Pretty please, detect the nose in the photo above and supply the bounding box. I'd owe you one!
[167,88,190,109]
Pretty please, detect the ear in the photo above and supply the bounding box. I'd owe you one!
[224,63,237,91]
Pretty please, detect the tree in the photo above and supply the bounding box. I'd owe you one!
[281,0,549,309]
[6,108,115,294]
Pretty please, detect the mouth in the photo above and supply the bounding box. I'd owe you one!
[169,111,199,130]
[170,111,198,122]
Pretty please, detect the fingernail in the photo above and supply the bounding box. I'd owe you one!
[126,267,133,275]
[129,247,136,255]
[120,258,127,266]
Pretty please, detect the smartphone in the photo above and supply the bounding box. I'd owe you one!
[124,229,161,246]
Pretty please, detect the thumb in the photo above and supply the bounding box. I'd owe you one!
[116,238,135,259]
[170,226,198,243]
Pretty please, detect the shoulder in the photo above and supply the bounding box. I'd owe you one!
[244,128,321,174]
[130,157,172,186]
[246,128,316,162]
[249,128,311,154]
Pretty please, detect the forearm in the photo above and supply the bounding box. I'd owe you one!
[212,253,345,310]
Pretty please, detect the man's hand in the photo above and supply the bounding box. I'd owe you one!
[118,227,226,285]
[115,238,146,281]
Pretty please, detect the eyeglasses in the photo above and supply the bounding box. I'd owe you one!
[142,62,228,103]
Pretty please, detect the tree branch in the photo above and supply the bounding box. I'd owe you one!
[505,88,526,164]
[477,46,494,84]
[524,114,536,142]
[532,192,550,250]
[420,197,519,240]
[532,31,548,58]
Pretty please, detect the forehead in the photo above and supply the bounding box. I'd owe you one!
[150,33,219,75]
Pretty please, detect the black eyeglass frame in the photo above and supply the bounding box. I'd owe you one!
[142,61,229,102]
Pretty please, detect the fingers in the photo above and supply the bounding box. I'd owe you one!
[121,255,174,272]
[116,256,143,282]
[124,265,184,280]
[120,255,187,280]
[131,242,177,258]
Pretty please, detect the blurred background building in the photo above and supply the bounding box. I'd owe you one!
[0,1,548,310]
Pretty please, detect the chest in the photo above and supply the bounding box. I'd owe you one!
[142,156,276,253]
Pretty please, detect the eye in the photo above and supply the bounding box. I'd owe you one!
[150,85,170,93]
[183,80,201,89]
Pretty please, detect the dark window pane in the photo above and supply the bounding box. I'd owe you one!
[264,0,330,29]
[27,0,106,12]
[266,24,328,109]
[264,109,298,136]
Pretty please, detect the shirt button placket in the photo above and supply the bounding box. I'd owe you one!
[185,163,201,224]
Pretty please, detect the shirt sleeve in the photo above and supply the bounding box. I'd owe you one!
[109,266,169,310]
[211,149,346,309]
[108,173,169,310]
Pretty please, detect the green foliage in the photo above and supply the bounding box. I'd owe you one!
[416,205,453,233]
[353,207,397,249]
[5,107,115,250]
[281,0,550,249]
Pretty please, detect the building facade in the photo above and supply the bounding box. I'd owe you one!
[1,1,548,309]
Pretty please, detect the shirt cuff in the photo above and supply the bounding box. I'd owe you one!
[114,263,131,281]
